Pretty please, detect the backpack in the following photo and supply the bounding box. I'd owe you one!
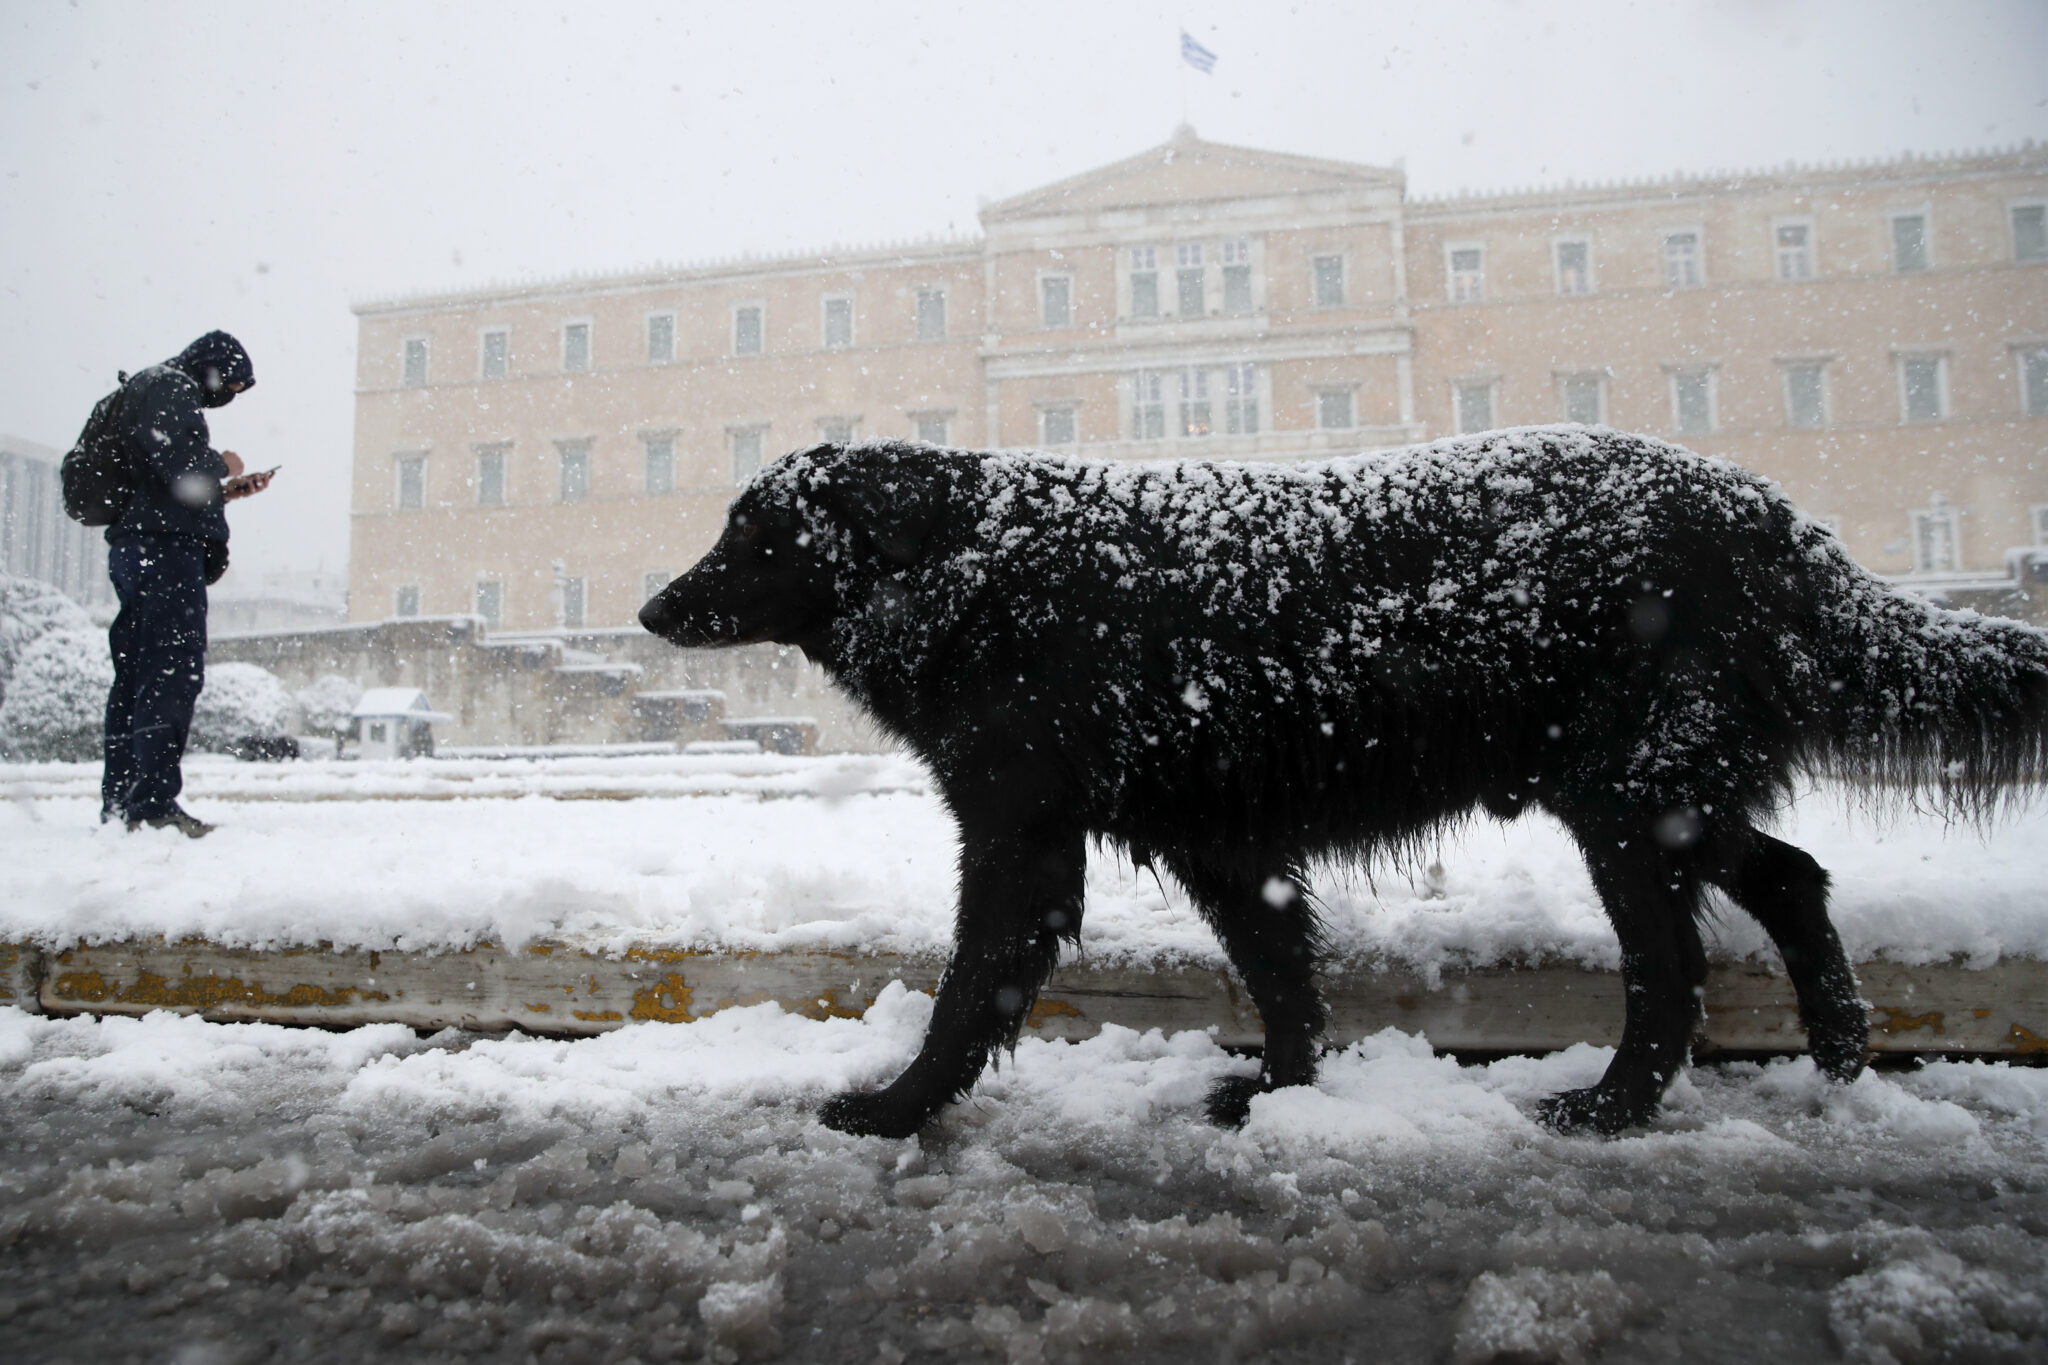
[61,373,135,527]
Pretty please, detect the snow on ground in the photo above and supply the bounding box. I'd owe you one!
[5,754,2046,1360]
[3,1000,2045,1363]
[2,755,2046,973]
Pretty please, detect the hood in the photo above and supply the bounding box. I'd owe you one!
[170,330,255,408]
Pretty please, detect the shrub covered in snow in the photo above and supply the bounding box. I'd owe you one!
[0,625,113,761]
[295,674,362,740]
[190,662,295,752]
[0,573,94,709]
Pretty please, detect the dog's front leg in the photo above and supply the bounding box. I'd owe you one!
[820,821,1084,1139]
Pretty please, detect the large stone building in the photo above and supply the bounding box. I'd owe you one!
[350,130,2048,638]
[2,433,111,609]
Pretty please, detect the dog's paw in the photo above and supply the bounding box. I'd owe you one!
[1533,1085,1655,1136]
[1806,1018,1872,1085]
[1204,1074,1264,1129]
[818,1089,931,1140]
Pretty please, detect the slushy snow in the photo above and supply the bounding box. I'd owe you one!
[3,997,2044,1362]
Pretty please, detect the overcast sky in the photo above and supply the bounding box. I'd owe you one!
[4,0,2045,583]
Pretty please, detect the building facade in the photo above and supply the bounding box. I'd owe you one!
[349,131,2048,632]
[2,433,112,608]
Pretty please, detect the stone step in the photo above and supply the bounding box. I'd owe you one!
[8,938,2044,1058]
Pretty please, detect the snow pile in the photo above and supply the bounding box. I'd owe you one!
[1452,1267,1636,1364]
[0,769,2044,970]
[1829,1247,2048,1365]
[294,673,362,740]
[3,1002,2045,1361]
[189,660,294,750]
[0,626,112,761]
[0,572,93,704]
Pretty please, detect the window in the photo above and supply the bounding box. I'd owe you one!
[731,428,764,484]
[2021,346,2048,417]
[480,328,508,381]
[2015,204,2048,263]
[2034,505,2048,548]
[1312,254,1345,308]
[1039,406,1077,446]
[1447,246,1485,303]
[647,313,675,365]
[1554,239,1592,297]
[1178,368,1212,437]
[557,441,590,501]
[475,580,503,629]
[402,337,428,387]
[1316,388,1354,430]
[1671,369,1715,435]
[643,434,674,494]
[818,417,856,445]
[1176,243,1206,317]
[643,571,670,602]
[1898,353,1947,422]
[1560,374,1604,426]
[1783,362,1829,429]
[1662,230,1703,290]
[1129,247,1159,319]
[1775,221,1814,281]
[1912,505,1959,573]
[822,296,853,349]
[1040,274,1072,328]
[915,288,946,341]
[1224,363,1259,435]
[395,454,425,510]
[559,576,585,630]
[394,585,420,618]
[475,445,507,507]
[1891,212,1929,273]
[914,413,950,446]
[733,305,763,356]
[1133,370,1166,439]
[1454,381,1495,435]
[1221,239,1253,314]
[562,322,591,373]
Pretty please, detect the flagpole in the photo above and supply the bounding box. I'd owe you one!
[1179,32,1188,130]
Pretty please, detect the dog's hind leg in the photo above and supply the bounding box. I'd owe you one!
[1539,821,1710,1135]
[1703,828,1868,1082]
[818,821,1084,1139]
[1163,850,1328,1128]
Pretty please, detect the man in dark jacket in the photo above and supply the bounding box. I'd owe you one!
[101,330,272,837]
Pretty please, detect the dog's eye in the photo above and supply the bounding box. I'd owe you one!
[737,522,759,541]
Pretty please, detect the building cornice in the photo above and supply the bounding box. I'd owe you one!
[353,236,983,318]
[1406,144,2047,219]
[351,141,2045,317]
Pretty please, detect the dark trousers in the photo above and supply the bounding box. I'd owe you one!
[102,536,209,821]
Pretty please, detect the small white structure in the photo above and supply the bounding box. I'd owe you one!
[350,687,453,760]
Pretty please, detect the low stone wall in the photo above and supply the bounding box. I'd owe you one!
[207,616,889,753]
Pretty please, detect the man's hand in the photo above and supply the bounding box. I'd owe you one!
[222,450,245,478]
[224,466,276,501]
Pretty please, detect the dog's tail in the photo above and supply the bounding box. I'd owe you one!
[1798,523,2048,819]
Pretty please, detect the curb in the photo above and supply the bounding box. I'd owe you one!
[6,938,2046,1058]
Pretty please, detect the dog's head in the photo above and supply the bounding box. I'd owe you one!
[638,442,946,659]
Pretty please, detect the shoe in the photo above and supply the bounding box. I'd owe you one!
[125,805,215,839]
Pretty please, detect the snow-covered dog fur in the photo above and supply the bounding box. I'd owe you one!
[639,429,2048,1138]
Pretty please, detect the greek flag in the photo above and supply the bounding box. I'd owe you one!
[1180,30,1218,74]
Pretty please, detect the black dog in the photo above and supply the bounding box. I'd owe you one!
[639,429,2048,1138]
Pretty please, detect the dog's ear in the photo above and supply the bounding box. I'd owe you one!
[818,453,942,566]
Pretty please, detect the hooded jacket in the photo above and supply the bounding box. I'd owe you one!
[104,330,255,545]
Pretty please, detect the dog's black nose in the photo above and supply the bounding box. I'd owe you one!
[637,597,668,635]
